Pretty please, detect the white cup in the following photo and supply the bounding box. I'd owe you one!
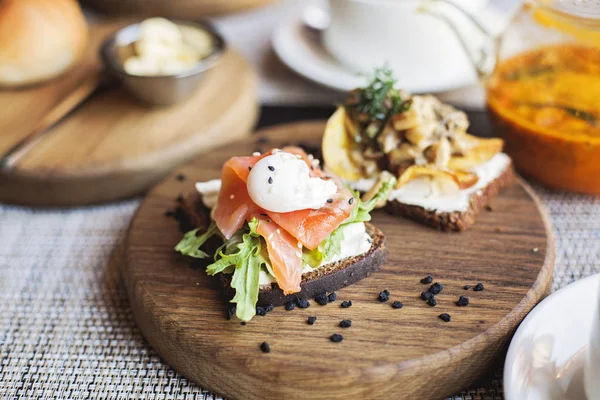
[585,278,600,400]
[323,0,490,92]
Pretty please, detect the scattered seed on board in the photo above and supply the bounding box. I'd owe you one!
[439,313,451,322]
[260,342,271,353]
[427,297,437,307]
[428,282,444,295]
[392,301,403,309]
[420,275,433,284]
[341,300,352,308]
[340,319,352,328]
[255,306,267,316]
[315,293,328,306]
[474,283,485,292]
[378,290,390,302]
[532,247,539,253]
[285,301,296,311]
[484,204,493,212]
[457,296,469,306]
[328,292,337,302]
[464,285,472,290]
[164,210,175,218]
[330,334,344,343]
[297,298,310,309]
[307,316,317,325]
[421,291,434,301]
[176,173,186,181]
[176,194,184,203]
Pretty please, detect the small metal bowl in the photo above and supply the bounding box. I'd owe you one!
[100,20,225,106]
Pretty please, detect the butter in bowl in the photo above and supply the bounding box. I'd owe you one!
[101,18,225,106]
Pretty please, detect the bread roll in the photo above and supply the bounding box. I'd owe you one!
[0,0,88,87]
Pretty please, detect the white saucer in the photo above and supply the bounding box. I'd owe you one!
[504,273,599,400]
[271,5,506,109]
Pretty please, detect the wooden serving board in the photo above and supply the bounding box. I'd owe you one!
[0,21,258,206]
[81,0,279,18]
[124,121,555,400]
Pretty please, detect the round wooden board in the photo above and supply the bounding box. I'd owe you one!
[125,121,555,400]
[0,21,258,206]
[81,0,279,18]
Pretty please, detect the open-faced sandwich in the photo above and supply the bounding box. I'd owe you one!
[175,146,393,321]
[322,68,515,231]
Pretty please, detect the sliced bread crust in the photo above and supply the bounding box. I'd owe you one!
[384,162,516,231]
[178,192,388,307]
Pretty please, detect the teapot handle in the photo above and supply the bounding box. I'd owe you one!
[418,0,498,79]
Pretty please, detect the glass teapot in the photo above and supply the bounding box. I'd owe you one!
[426,0,600,194]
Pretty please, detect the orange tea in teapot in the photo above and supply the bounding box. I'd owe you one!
[487,44,600,194]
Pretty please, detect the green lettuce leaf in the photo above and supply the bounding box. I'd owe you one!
[174,222,219,259]
[302,247,324,269]
[206,218,266,321]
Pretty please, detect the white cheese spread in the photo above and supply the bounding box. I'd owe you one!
[195,179,221,209]
[258,222,372,286]
[246,151,337,213]
[349,153,510,213]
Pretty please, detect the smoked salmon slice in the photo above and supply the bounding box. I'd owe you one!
[255,218,303,294]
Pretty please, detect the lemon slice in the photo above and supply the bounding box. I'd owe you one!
[322,107,364,180]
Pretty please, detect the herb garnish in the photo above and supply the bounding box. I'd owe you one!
[344,67,412,146]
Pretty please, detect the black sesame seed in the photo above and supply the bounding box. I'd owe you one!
[297,298,310,309]
[427,297,437,307]
[328,292,337,302]
[248,166,252,171]
[457,296,469,306]
[266,219,271,223]
[420,275,433,284]
[307,316,317,325]
[268,177,273,184]
[349,197,355,205]
[176,194,184,203]
[340,319,352,328]
[464,285,472,290]
[255,306,267,316]
[227,304,236,320]
[285,301,296,311]
[428,282,444,295]
[315,293,329,306]
[474,283,485,292]
[268,166,275,171]
[378,290,390,302]
[341,300,352,308]
[311,165,314,170]
[439,313,451,322]
[392,301,403,309]
[260,213,268,217]
[241,321,247,325]
[421,291,434,301]
[260,342,271,353]
[176,173,186,181]
[265,304,274,313]
[326,198,333,203]
[330,334,344,343]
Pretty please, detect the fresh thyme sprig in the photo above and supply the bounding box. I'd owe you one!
[344,66,412,146]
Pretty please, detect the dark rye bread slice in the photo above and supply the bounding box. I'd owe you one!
[385,161,516,232]
[179,192,388,307]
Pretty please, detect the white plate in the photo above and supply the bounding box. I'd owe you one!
[271,5,505,109]
[504,273,599,400]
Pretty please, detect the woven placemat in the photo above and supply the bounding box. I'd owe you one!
[0,184,598,399]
